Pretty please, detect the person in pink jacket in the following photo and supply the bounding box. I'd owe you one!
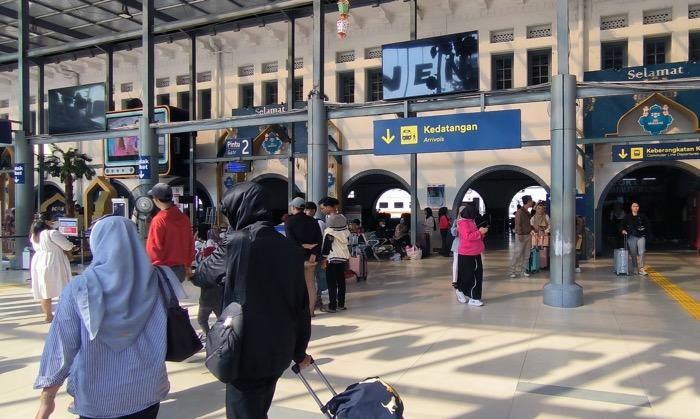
[456,205,489,306]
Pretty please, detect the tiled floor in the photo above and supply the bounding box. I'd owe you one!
[1,248,699,418]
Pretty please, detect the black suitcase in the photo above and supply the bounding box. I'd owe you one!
[292,358,404,419]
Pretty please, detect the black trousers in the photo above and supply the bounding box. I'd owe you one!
[197,303,222,336]
[457,254,483,300]
[80,403,159,419]
[325,261,346,310]
[226,376,280,419]
[440,229,450,255]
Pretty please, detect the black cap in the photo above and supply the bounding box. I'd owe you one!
[147,183,173,202]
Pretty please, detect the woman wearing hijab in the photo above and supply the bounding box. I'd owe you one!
[30,213,75,323]
[34,216,177,419]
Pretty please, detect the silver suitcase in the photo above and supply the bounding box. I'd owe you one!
[614,236,629,275]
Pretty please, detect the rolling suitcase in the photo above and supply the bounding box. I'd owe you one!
[293,358,404,419]
[614,236,629,275]
[539,246,549,270]
[349,246,368,282]
[527,247,540,273]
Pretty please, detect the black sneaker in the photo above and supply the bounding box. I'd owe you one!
[320,306,336,313]
[337,306,347,311]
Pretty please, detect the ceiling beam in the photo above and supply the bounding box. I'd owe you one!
[122,0,178,23]
[0,5,92,39]
[0,43,14,53]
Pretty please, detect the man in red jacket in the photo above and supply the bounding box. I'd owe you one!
[146,183,195,282]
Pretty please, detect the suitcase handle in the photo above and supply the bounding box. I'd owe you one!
[292,357,337,418]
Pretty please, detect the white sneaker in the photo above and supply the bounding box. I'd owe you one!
[455,290,467,303]
[509,273,517,278]
[523,272,530,277]
[575,267,581,273]
[639,268,648,276]
[468,299,484,307]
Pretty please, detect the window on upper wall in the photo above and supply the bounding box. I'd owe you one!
[601,41,628,70]
[156,94,170,106]
[294,78,304,103]
[492,53,513,90]
[337,71,355,103]
[29,110,36,135]
[177,92,191,114]
[644,36,670,65]
[263,81,278,105]
[690,32,700,61]
[198,89,212,119]
[366,68,383,101]
[240,84,254,108]
[528,49,551,86]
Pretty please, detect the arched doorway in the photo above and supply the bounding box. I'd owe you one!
[168,178,214,226]
[251,174,300,225]
[453,165,549,236]
[596,161,700,255]
[343,169,410,229]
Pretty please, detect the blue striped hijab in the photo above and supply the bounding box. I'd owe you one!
[72,216,159,352]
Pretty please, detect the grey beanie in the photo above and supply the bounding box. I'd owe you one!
[326,214,348,229]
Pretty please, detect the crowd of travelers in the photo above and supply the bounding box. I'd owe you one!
[26,181,651,418]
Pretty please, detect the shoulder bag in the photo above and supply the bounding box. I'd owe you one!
[205,230,249,383]
[155,266,203,362]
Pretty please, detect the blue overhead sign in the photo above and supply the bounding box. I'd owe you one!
[223,137,252,157]
[612,141,700,162]
[373,110,521,155]
[13,163,24,184]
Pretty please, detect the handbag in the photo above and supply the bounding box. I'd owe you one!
[205,230,249,383]
[155,266,203,362]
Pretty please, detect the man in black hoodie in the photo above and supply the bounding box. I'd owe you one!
[193,182,312,419]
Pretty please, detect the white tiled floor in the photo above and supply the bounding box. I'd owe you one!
[1,248,699,418]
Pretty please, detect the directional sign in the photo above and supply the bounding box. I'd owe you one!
[138,156,151,180]
[373,110,521,155]
[223,137,253,157]
[612,141,700,162]
[13,163,24,184]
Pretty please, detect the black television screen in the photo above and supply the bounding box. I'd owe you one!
[382,31,479,100]
[48,83,106,135]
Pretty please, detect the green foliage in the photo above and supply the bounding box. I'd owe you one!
[37,145,96,183]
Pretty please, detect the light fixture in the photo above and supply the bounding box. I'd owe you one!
[118,1,133,19]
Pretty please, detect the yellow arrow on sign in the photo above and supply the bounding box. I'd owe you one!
[381,128,395,145]
[618,149,628,159]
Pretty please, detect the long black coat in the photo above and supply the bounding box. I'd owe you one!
[194,182,310,379]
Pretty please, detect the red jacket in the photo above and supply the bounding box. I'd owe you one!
[457,219,485,256]
[146,206,195,267]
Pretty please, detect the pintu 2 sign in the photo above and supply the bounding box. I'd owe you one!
[373,110,521,155]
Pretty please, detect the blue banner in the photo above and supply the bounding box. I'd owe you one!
[138,156,151,180]
[584,61,700,138]
[373,110,521,155]
[612,141,700,162]
[13,163,24,184]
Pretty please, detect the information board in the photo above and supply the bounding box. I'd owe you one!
[612,141,700,162]
[373,110,521,155]
[58,218,79,237]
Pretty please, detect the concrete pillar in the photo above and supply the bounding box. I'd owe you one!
[544,0,583,308]
[308,0,327,205]
[13,0,33,268]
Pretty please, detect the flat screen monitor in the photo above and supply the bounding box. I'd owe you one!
[104,108,168,166]
[382,31,479,100]
[48,83,106,135]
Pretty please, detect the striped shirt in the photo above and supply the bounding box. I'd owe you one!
[34,281,170,418]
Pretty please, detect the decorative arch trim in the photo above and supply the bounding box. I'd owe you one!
[451,165,549,213]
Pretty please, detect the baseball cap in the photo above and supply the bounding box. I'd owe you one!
[147,183,173,201]
[289,197,306,209]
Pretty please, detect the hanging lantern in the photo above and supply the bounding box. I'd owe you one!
[337,16,349,39]
[338,0,350,16]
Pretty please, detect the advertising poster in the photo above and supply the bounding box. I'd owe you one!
[427,184,445,208]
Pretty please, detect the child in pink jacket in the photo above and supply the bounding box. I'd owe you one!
[456,205,489,306]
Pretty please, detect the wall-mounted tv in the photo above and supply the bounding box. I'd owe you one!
[48,83,106,135]
[103,106,190,178]
[382,31,479,100]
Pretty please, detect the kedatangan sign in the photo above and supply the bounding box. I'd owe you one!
[373,110,521,155]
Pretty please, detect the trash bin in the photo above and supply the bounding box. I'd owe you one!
[22,247,31,270]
